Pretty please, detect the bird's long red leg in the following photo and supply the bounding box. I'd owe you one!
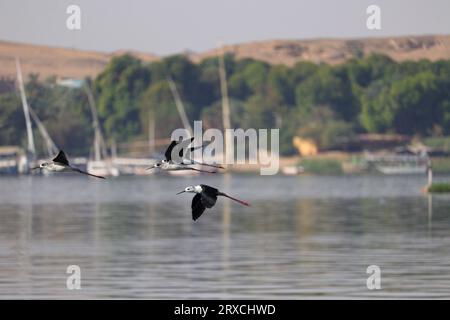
[74,168,106,179]
[189,167,216,174]
[83,171,107,179]
[198,162,225,169]
[219,192,251,206]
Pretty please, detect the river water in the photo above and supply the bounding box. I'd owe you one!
[0,174,449,299]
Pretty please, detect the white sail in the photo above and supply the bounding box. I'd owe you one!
[15,58,36,158]
[28,107,59,157]
[83,82,119,177]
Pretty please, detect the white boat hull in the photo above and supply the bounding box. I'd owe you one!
[376,165,427,175]
[87,160,119,177]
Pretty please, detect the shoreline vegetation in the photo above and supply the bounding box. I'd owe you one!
[232,153,450,175]
[427,183,450,193]
[1,52,450,183]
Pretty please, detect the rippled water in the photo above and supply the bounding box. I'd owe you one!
[0,174,450,299]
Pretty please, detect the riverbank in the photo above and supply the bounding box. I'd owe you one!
[427,183,450,193]
[230,153,450,175]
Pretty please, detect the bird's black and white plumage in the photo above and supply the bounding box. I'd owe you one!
[177,184,250,221]
[164,137,196,162]
[148,138,224,173]
[32,150,105,179]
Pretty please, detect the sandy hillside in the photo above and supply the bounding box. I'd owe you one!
[0,40,158,80]
[1,35,450,80]
[192,35,450,66]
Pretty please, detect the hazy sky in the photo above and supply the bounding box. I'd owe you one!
[1,0,449,55]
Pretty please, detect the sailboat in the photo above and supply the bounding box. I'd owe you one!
[0,59,31,175]
[15,58,60,174]
[84,83,119,177]
[108,77,196,176]
[28,107,59,157]
[15,58,36,173]
[165,76,198,176]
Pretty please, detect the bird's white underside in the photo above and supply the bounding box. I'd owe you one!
[45,163,72,172]
[161,163,192,170]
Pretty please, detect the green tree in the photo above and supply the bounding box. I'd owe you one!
[295,66,358,121]
[94,54,150,140]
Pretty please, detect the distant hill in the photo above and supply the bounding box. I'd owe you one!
[1,35,450,80]
[0,40,159,80]
[192,35,450,66]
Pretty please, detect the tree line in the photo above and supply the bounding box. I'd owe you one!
[1,53,450,156]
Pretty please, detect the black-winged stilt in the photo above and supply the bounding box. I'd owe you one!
[147,138,224,173]
[32,150,106,179]
[177,184,250,221]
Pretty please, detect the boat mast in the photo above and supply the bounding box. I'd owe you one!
[167,75,193,135]
[83,82,107,161]
[15,58,36,159]
[218,45,232,165]
[148,111,155,153]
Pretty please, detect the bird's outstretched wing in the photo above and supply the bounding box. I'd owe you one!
[201,192,217,208]
[201,184,219,195]
[53,150,69,166]
[164,141,178,161]
[166,137,195,162]
[199,184,218,208]
[191,193,206,221]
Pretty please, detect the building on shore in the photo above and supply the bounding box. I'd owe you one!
[0,146,27,174]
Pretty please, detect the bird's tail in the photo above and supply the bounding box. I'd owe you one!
[219,192,251,206]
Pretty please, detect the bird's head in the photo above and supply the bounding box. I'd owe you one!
[32,162,47,170]
[176,186,196,194]
[146,162,162,170]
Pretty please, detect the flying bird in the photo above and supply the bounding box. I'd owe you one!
[32,150,106,179]
[177,184,250,221]
[147,137,224,173]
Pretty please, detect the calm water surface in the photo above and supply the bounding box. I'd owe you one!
[0,174,449,299]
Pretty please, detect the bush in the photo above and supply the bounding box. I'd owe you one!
[300,158,343,174]
[428,183,450,193]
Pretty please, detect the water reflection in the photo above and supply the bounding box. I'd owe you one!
[220,173,231,295]
[428,194,433,237]
[0,174,449,298]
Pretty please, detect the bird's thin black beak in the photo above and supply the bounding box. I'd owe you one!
[31,166,40,170]
[146,166,155,170]
[176,190,185,195]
